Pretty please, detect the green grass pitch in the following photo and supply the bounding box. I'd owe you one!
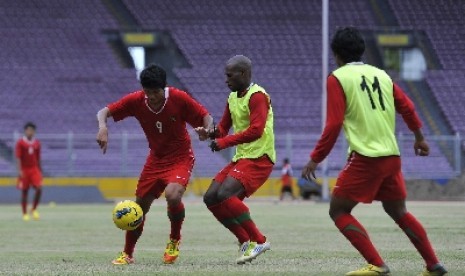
[1,200,464,275]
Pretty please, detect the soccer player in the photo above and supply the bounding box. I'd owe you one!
[279,158,296,201]
[198,55,275,264]
[16,122,42,221]
[96,64,213,265]
[302,27,447,276]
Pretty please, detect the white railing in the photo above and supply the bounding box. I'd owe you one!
[0,132,461,179]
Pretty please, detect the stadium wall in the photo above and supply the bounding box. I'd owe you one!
[0,177,338,203]
[1,177,461,203]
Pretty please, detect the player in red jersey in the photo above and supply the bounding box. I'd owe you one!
[279,158,296,201]
[96,64,213,265]
[302,28,446,276]
[16,122,42,221]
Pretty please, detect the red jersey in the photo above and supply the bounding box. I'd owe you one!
[108,87,208,161]
[16,137,41,170]
[281,164,293,186]
[216,92,269,149]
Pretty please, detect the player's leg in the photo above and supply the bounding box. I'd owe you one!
[289,186,296,200]
[331,153,389,275]
[216,176,270,264]
[113,194,155,265]
[217,157,273,263]
[376,156,446,275]
[30,168,43,220]
[165,183,186,241]
[18,173,31,220]
[160,156,195,264]
[383,200,445,274]
[216,176,266,243]
[162,182,186,264]
[330,196,389,275]
[203,180,221,206]
[204,164,250,245]
[279,186,285,201]
[31,187,42,220]
[21,188,29,221]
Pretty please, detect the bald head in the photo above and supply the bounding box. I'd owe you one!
[225,55,252,92]
[226,55,252,72]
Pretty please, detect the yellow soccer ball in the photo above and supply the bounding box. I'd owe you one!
[112,200,144,231]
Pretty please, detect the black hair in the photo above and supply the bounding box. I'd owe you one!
[284,158,289,164]
[24,122,36,130]
[139,64,167,89]
[331,27,365,63]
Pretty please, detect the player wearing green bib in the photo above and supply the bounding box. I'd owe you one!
[302,28,446,276]
[196,55,274,264]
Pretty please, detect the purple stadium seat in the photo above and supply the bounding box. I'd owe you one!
[0,0,457,177]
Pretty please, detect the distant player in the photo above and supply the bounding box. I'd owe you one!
[302,27,447,276]
[279,158,295,201]
[198,55,275,264]
[96,64,213,265]
[16,122,42,221]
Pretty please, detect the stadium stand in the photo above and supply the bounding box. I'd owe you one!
[0,0,458,177]
[389,0,465,154]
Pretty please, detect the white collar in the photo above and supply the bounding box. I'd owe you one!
[22,136,35,143]
[346,62,364,65]
[145,87,169,114]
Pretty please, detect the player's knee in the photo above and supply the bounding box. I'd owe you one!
[328,208,337,220]
[136,198,153,215]
[165,191,182,207]
[140,204,151,215]
[203,191,217,206]
[329,207,347,221]
[383,205,407,221]
[165,184,185,206]
[217,188,233,202]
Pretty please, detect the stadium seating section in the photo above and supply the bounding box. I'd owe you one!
[0,0,460,177]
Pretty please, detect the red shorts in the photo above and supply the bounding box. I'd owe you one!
[136,153,194,199]
[333,152,406,203]
[214,155,274,197]
[17,167,42,190]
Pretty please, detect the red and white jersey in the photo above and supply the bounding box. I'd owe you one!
[108,87,208,162]
[16,137,41,170]
[281,164,293,186]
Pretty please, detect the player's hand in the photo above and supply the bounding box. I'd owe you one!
[194,127,209,141]
[96,127,109,154]
[414,139,429,156]
[301,159,318,181]
[209,140,221,152]
[207,126,219,139]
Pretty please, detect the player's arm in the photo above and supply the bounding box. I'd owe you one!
[15,141,22,178]
[393,83,429,156]
[37,142,42,172]
[96,107,111,154]
[202,115,214,135]
[302,75,345,180]
[195,114,215,141]
[180,92,214,140]
[211,92,268,151]
[96,92,138,154]
[208,103,233,140]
